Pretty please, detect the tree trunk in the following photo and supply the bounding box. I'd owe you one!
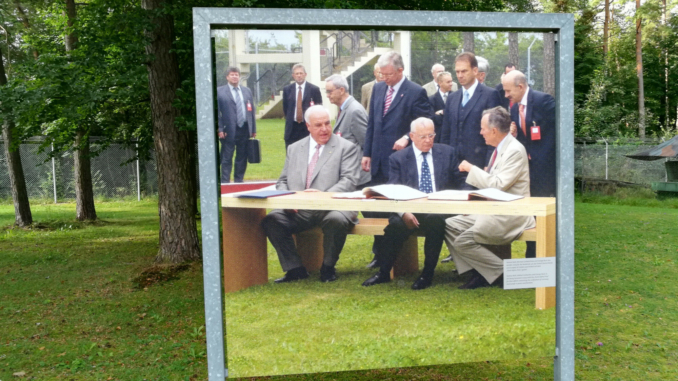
[662,0,669,130]
[462,32,474,53]
[603,0,610,56]
[543,33,556,97]
[508,32,519,69]
[74,130,97,221]
[64,0,96,220]
[636,0,645,138]
[1,48,32,226]
[142,0,200,263]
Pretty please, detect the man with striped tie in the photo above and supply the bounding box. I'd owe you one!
[362,117,465,290]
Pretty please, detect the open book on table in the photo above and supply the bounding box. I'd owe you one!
[427,188,524,202]
[333,184,427,201]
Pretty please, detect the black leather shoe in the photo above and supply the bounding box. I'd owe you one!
[320,265,337,283]
[366,259,379,269]
[362,273,391,287]
[411,276,433,290]
[274,267,309,283]
[458,273,490,289]
[441,254,453,263]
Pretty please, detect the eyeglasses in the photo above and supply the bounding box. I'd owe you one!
[416,133,436,140]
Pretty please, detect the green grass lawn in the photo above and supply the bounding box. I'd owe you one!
[2,119,678,379]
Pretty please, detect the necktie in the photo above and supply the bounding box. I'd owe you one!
[234,87,245,127]
[306,144,321,189]
[420,152,433,193]
[296,85,303,123]
[519,104,527,136]
[487,149,498,172]
[462,90,470,107]
[442,93,448,104]
[383,87,394,116]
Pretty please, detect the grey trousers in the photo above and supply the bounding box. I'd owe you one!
[261,209,355,272]
[444,215,511,284]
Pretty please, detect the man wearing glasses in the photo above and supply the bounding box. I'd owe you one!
[362,117,465,290]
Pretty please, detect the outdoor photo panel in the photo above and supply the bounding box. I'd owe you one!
[193,8,574,381]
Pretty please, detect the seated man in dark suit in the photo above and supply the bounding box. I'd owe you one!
[261,106,361,283]
[429,71,454,143]
[362,117,465,290]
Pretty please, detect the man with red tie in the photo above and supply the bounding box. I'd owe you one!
[502,70,556,259]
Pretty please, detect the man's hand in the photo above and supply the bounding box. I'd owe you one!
[283,209,298,214]
[458,160,473,173]
[435,110,444,115]
[361,157,371,172]
[218,132,227,139]
[509,122,518,137]
[402,213,419,230]
[251,133,257,138]
[393,137,409,151]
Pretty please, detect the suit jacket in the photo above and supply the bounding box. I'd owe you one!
[387,144,465,192]
[364,78,433,178]
[495,82,511,111]
[510,88,556,197]
[465,134,535,245]
[216,85,256,140]
[429,91,448,143]
[333,96,370,185]
[277,134,360,220]
[424,80,458,97]
[282,81,323,140]
[440,83,502,169]
[361,80,376,115]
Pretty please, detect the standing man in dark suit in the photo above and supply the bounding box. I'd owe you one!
[362,117,465,290]
[362,51,433,268]
[217,66,257,183]
[495,63,517,110]
[261,106,361,283]
[440,52,502,178]
[429,71,454,143]
[326,74,371,186]
[502,70,556,258]
[282,63,323,147]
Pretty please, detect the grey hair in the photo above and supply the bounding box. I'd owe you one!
[410,117,434,132]
[431,63,445,73]
[509,70,528,87]
[226,66,240,75]
[374,63,380,71]
[325,74,349,92]
[436,71,452,82]
[476,56,489,73]
[377,51,404,70]
[304,105,331,124]
[482,106,511,134]
[292,63,306,73]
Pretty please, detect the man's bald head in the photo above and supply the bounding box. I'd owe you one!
[501,70,528,104]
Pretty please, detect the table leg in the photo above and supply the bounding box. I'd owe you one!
[222,207,268,293]
[535,214,556,310]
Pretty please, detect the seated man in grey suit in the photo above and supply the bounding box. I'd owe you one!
[261,105,361,283]
[325,74,371,186]
[445,106,535,289]
[362,117,465,290]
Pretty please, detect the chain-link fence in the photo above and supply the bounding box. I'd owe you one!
[0,137,159,201]
[575,138,673,185]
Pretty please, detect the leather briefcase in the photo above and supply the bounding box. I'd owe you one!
[247,139,261,164]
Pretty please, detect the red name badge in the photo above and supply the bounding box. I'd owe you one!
[246,102,252,112]
[310,100,315,106]
[531,123,541,140]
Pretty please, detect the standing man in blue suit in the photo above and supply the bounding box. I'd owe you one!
[502,70,556,259]
[282,64,323,148]
[362,51,433,268]
[362,117,465,290]
[217,66,257,183]
[439,52,501,264]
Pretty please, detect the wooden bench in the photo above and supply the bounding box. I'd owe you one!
[296,218,537,279]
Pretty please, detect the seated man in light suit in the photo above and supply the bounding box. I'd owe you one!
[362,117,465,290]
[261,105,361,283]
[444,106,535,289]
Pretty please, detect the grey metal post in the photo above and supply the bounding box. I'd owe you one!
[136,143,141,201]
[527,35,537,85]
[51,143,57,203]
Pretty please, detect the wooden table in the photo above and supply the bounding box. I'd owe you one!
[221,192,557,309]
